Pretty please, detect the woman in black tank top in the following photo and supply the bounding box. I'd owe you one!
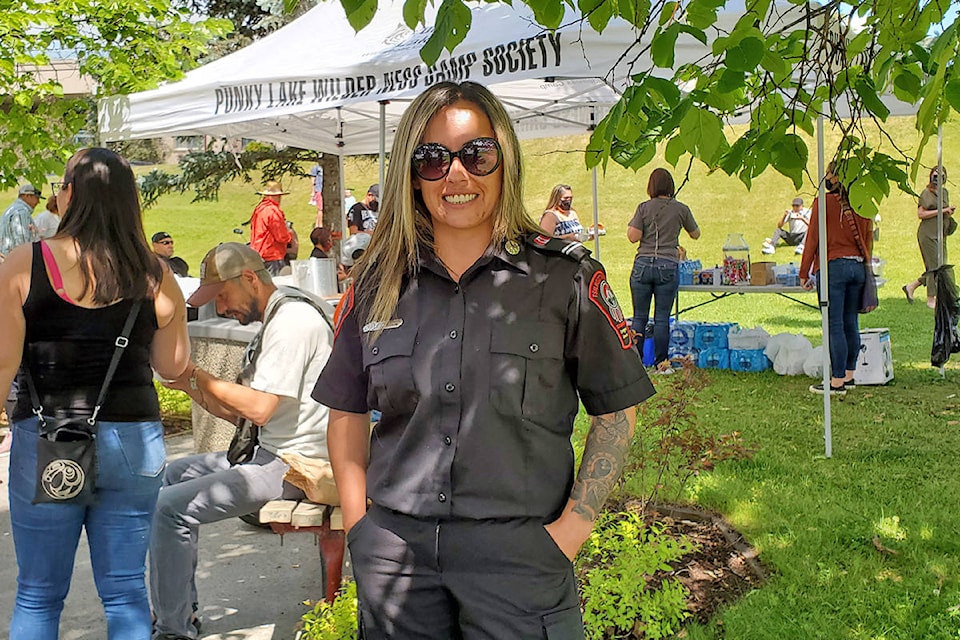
[0,148,190,639]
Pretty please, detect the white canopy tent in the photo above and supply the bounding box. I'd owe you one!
[99,0,743,257]
[99,0,729,153]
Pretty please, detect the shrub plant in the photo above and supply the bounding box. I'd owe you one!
[577,510,693,639]
[297,580,358,640]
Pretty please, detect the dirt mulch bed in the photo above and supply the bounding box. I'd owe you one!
[647,503,768,626]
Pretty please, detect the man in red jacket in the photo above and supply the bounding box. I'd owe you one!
[249,181,292,275]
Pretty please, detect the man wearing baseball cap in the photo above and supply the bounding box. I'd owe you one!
[249,180,293,275]
[150,242,335,640]
[761,196,811,255]
[0,184,41,257]
[152,231,190,277]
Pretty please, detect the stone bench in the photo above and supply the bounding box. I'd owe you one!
[259,500,345,602]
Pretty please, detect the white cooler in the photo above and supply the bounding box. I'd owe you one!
[854,328,893,385]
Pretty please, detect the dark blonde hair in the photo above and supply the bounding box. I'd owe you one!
[56,148,161,303]
[544,184,572,211]
[352,81,541,333]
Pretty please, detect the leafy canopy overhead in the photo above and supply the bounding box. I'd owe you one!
[341,0,959,216]
[0,0,229,190]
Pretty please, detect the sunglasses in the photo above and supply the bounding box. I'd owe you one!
[157,240,174,245]
[411,137,502,181]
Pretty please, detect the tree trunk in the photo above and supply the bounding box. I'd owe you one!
[320,153,342,258]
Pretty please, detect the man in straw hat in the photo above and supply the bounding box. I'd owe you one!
[150,242,335,639]
[250,179,292,275]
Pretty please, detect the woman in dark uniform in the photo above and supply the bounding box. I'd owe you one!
[312,81,654,639]
[902,166,955,308]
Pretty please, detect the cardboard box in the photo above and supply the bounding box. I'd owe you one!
[854,328,893,385]
[750,261,776,286]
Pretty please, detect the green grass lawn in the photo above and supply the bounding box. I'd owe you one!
[6,115,960,638]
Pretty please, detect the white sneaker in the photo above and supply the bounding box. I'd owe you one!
[761,243,775,255]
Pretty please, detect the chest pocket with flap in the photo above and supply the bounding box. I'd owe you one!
[489,321,565,419]
[362,322,419,417]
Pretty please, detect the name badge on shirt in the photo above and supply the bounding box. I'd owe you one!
[362,318,404,333]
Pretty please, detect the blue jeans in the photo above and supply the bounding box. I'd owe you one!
[150,447,290,639]
[630,257,679,366]
[823,258,865,380]
[8,417,165,640]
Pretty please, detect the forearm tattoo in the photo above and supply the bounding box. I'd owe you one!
[570,410,631,522]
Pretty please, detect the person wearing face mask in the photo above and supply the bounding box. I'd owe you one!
[312,81,654,639]
[902,166,955,309]
[540,184,585,241]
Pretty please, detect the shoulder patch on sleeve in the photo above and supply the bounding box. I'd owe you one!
[587,271,631,349]
[524,233,591,262]
[332,285,355,340]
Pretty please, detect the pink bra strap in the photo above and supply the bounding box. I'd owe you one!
[40,240,76,304]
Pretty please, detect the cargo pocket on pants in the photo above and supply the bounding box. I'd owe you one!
[542,606,585,640]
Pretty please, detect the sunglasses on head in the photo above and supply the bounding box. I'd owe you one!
[411,137,502,181]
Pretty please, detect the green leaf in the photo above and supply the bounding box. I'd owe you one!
[341,0,378,31]
[893,68,923,103]
[403,0,428,28]
[717,68,744,93]
[664,135,686,166]
[528,0,565,30]
[945,78,960,113]
[677,24,707,45]
[725,37,764,72]
[685,0,722,30]
[615,112,646,144]
[627,143,657,170]
[643,76,682,107]
[658,1,677,26]
[760,50,786,76]
[420,22,447,65]
[854,77,890,121]
[651,23,680,68]
[848,179,879,218]
[771,133,807,189]
[442,0,472,52]
[679,107,724,165]
[581,0,614,32]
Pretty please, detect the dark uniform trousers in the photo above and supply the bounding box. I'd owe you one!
[348,504,585,640]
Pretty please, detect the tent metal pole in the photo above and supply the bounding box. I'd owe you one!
[591,166,601,258]
[379,101,387,189]
[339,153,348,235]
[937,124,944,268]
[937,123,945,379]
[817,115,832,458]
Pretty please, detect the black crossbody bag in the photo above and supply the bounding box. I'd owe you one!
[23,300,143,505]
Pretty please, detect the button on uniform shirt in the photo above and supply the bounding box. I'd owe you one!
[0,198,37,256]
[312,235,655,522]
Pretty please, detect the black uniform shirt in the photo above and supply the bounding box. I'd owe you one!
[312,234,655,521]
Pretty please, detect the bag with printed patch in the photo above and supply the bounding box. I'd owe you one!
[33,417,98,505]
[25,300,143,505]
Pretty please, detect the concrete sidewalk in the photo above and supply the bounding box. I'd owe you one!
[0,433,331,640]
